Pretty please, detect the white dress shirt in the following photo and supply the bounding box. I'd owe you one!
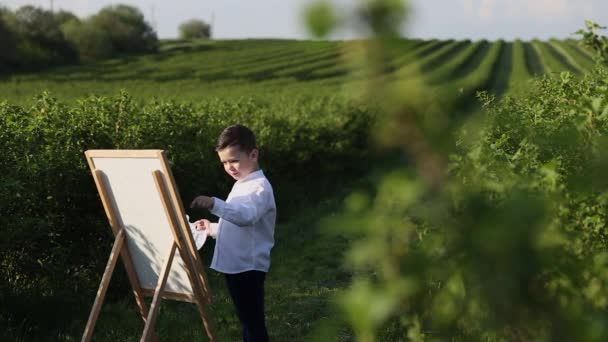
[208,169,276,274]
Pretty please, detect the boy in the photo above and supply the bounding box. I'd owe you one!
[190,124,276,342]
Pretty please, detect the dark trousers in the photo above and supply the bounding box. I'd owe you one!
[224,270,269,342]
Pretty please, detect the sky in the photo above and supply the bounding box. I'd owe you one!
[2,0,608,41]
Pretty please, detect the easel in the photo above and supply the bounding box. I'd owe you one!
[81,150,216,341]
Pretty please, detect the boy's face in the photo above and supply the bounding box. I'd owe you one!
[217,145,259,181]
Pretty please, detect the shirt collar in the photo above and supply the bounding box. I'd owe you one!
[236,169,264,183]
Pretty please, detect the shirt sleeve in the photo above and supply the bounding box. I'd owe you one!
[209,222,219,238]
[210,183,270,227]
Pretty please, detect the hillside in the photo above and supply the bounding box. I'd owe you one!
[0,38,595,105]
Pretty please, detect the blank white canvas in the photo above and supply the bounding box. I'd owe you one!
[92,156,197,295]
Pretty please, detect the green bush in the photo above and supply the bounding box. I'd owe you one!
[448,69,608,339]
[178,19,212,39]
[330,66,608,340]
[303,0,608,340]
[576,21,608,65]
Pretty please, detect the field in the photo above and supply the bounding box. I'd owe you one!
[0,37,600,341]
[0,38,595,105]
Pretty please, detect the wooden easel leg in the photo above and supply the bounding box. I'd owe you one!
[141,242,177,342]
[194,294,217,341]
[174,244,217,341]
[82,229,126,342]
[152,169,217,341]
[122,253,160,342]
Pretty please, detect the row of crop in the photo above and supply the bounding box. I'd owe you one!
[488,41,514,95]
[551,39,595,70]
[311,39,429,78]
[315,39,593,85]
[232,39,596,87]
[505,40,533,95]
[533,40,580,74]
[233,47,341,79]
[392,40,444,68]
[214,43,336,77]
[174,40,320,75]
[0,39,599,106]
[395,40,468,78]
[352,39,593,92]
[398,38,596,103]
[424,40,485,83]
[13,39,600,86]
[310,39,438,81]
[16,40,333,85]
[522,40,545,75]
[429,39,503,108]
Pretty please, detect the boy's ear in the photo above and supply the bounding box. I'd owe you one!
[250,148,259,160]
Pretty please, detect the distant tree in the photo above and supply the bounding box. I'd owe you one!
[0,11,18,69]
[0,4,159,70]
[179,19,212,39]
[4,5,77,67]
[91,5,158,54]
[12,6,64,44]
[62,19,114,61]
[54,9,79,26]
[0,6,11,23]
[0,15,12,47]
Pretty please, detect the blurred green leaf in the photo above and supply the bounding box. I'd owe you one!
[304,1,337,38]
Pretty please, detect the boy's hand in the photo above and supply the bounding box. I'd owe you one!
[195,219,211,231]
[190,195,214,209]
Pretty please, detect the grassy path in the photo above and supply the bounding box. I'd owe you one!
[532,40,578,75]
[433,40,503,110]
[425,40,483,84]
[523,41,545,76]
[487,41,513,97]
[506,40,533,95]
[551,39,595,72]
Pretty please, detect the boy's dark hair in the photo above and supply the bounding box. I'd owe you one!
[215,124,257,152]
